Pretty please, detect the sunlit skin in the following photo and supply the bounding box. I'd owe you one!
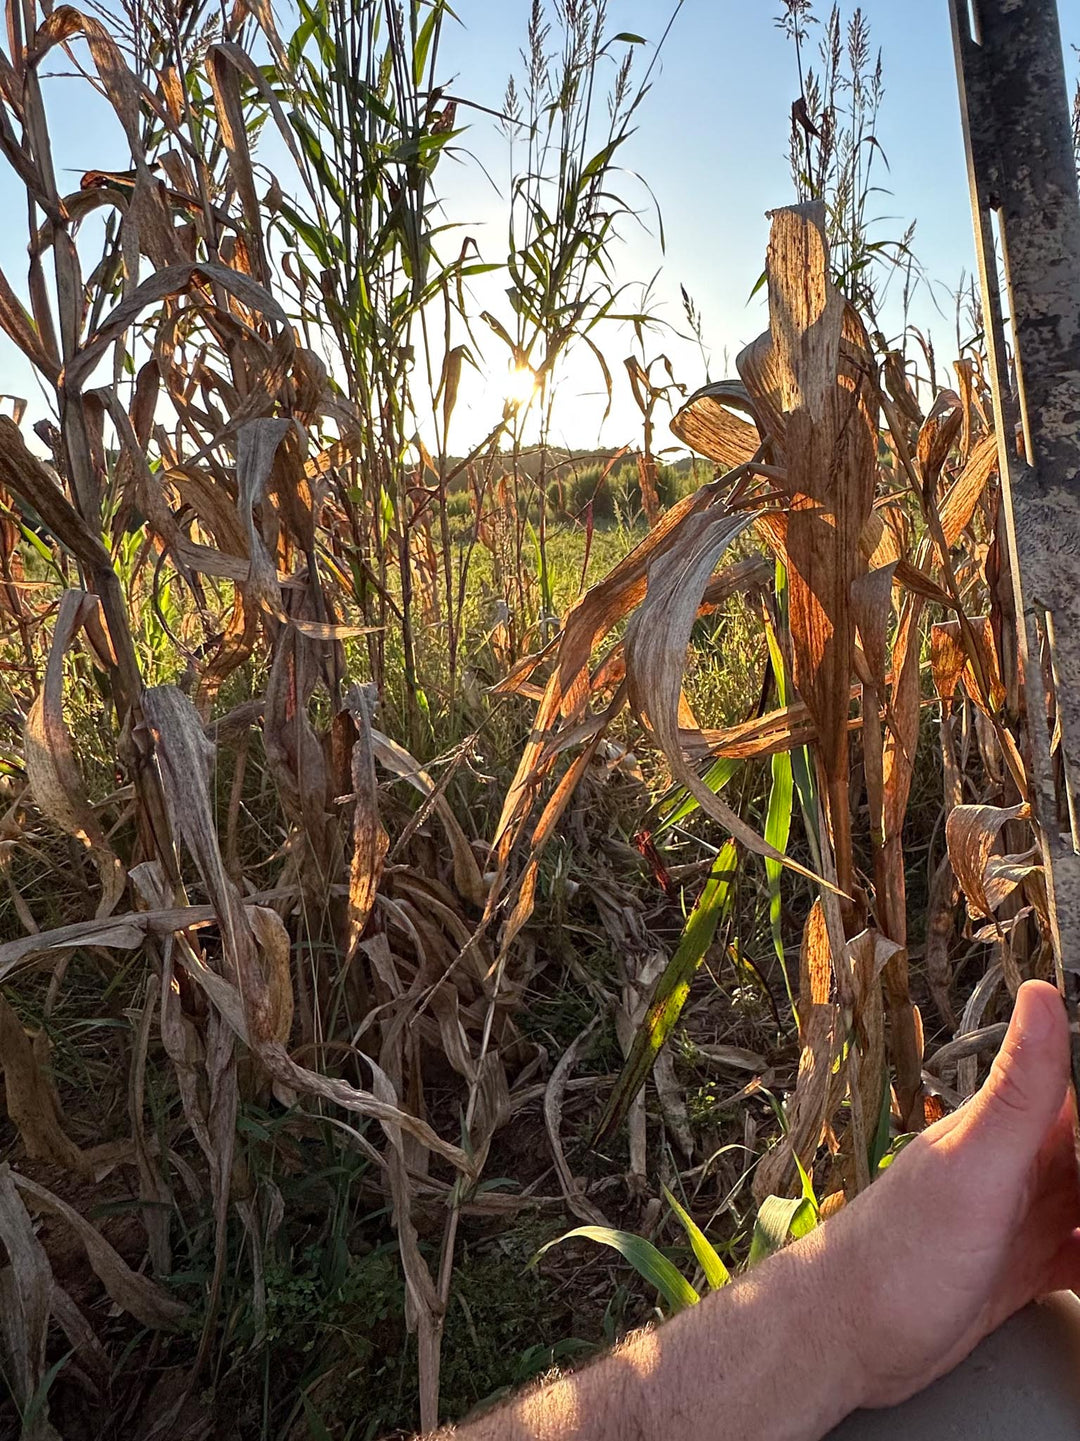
[430,981,1080,1441]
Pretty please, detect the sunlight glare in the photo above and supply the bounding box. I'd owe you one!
[505,363,538,409]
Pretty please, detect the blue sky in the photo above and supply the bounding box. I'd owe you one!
[1,1,1077,449]
[434,0,998,446]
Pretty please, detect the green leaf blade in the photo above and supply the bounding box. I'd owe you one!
[535,1226,700,1313]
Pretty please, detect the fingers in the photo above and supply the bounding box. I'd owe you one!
[959,980,1071,1170]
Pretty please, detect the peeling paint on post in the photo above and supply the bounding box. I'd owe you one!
[950,0,1080,1087]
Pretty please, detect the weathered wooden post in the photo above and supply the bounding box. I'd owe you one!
[950,0,1080,1084]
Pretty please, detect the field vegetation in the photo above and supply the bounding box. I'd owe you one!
[0,0,1075,1438]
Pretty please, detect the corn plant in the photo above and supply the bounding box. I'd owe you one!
[490,197,1029,1215]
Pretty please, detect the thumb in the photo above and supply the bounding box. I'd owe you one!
[962,979,1070,1165]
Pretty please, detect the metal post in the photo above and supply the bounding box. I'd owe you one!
[950,0,1080,1085]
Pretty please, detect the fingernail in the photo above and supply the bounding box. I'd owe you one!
[1015,984,1055,1042]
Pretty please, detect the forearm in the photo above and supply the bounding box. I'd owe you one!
[442,1231,863,1441]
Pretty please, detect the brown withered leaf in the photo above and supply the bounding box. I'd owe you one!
[930,620,970,713]
[925,854,960,1028]
[736,204,879,896]
[545,1018,611,1227]
[756,901,841,1200]
[931,617,1007,716]
[24,589,125,917]
[9,1166,188,1329]
[695,699,828,761]
[847,928,903,1190]
[0,989,86,1172]
[249,907,294,1047]
[370,730,485,907]
[207,46,270,284]
[143,685,474,1174]
[938,432,999,548]
[0,1164,62,1440]
[0,418,112,572]
[946,802,1039,920]
[624,503,835,888]
[669,378,762,470]
[344,684,389,957]
[64,261,290,393]
[491,478,737,891]
[916,390,963,490]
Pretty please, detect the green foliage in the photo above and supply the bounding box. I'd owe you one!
[595,840,739,1141]
[536,1226,702,1314]
[662,1186,731,1290]
[747,1195,819,1266]
[547,461,687,522]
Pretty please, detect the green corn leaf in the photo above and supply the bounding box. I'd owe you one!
[747,1195,818,1267]
[594,841,738,1143]
[662,1186,731,1290]
[764,748,794,994]
[656,756,741,832]
[869,1060,894,1174]
[773,560,820,858]
[792,1151,820,1214]
[535,1227,700,1313]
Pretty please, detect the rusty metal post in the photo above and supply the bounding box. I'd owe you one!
[950,0,1080,1086]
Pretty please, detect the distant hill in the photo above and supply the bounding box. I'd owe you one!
[439,445,700,489]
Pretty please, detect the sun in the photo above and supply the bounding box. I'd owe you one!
[505,363,539,408]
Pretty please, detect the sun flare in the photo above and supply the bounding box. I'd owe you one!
[505,363,539,408]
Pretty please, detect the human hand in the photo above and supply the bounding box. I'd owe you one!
[807,978,1080,1411]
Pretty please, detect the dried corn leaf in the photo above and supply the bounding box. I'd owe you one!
[946,802,1038,920]
[0,990,86,1172]
[939,433,999,548]
[65,261,289,393]
[0,418,112,571]
[669,379,762,469]
[344,684,389,957]
[143,685,473,1174]
[371,730,485,906]
[931,617,1007,715]
[756,901,840,1199]
[24,589,124,917]
[9,1166,187,1328]
[736,204,879,895]
[624,503,832,886]
[493,479,731,859]
[0,1164,61,1440]
[917,390,963,489]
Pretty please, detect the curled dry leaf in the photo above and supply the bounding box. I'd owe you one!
[738,205,880,899]
[370,729,485,906]
[144,684,473,1175]
[24,589,125,918]
[669,378,762,471]
[490,478,745,922]
[931,617,1007,716]
[946,802,1039,920]
[8,1165,188,1329]
[344,684,390,957]
[624,503,833,887]
[545,1017,611,1227]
